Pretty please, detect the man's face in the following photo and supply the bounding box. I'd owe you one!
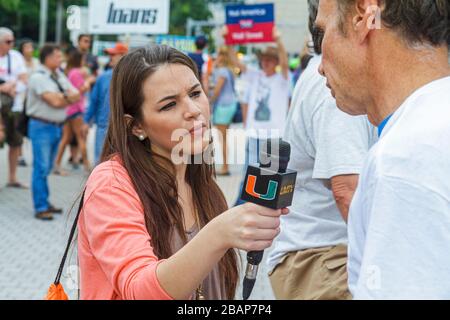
[78,36,91,52]
[45,49,63,70]
[110,53,124,67]
[0,34,14,55]
[260,56,278,75]
[315,0,370,115]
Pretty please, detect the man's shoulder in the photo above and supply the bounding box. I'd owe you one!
[29,68,47,82]
[8,49,24,60]
[98,69,113,83]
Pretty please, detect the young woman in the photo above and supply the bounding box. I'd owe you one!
[210,46,239,176]
[54,49,94,175]
[77,45,287,300]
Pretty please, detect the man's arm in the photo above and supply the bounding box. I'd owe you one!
[221,26,247,74]
[41,90,79,109]
[273,27,289,80]
[0,81,16,97]
[331,174,359,222]
[84,77,101,125]
[41,92,70,109]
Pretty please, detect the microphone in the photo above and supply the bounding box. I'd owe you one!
[240,138,297,300]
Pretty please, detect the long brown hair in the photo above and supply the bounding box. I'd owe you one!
[101,45,239,299]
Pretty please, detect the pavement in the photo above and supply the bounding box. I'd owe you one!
[0,125,276,300]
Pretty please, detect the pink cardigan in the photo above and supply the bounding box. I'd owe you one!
[78,158,173,300]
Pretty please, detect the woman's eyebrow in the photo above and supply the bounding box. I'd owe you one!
[188,83,201,92]
[157,83,201,103]
[158,93,178,104]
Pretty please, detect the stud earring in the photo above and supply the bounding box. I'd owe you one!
[139,135,146,141]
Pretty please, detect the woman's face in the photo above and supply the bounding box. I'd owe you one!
[22,42,34,58]
[136,63,211,161]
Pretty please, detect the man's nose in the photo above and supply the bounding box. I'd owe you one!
[318,62,325,77]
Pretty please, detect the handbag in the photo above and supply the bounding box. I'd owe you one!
[45,190,85,300]
[232,102,243,124]
[0,53,14,116]
[16,98,29,137]
[226,69,243,124]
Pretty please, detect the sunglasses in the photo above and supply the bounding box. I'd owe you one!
[4,40,14,45]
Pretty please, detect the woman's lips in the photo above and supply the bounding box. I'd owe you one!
[189,124,206,136]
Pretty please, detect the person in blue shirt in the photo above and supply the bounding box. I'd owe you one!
[83,43,128,164]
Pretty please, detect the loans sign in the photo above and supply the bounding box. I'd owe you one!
[88,0,170,34]
[225,3,275,45]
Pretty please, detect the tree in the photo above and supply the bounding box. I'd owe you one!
[0,0,87,43]
[169,0,212,35]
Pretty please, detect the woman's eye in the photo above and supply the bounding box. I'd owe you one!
[190,91,201,98]
[160,102,176,111]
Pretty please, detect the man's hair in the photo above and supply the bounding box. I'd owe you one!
[39,43,60,64]
[338,0,450,46]
[308,0,322,54]
[0,27,14,42]
[78,34,91,43]
[195,35,207,50]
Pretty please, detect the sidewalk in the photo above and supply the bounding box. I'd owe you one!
[0,127,275,300]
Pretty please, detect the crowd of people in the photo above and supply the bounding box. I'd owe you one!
[2,0,450,301]
[0,24,306,222]
[0,29,129,220]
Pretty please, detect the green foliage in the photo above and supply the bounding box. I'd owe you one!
[0,0,242,44]
[169,0,212,35]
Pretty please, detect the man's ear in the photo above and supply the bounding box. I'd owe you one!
[124,114,147,140]
[353,0,382,44]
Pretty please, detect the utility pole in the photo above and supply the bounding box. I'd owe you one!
[39,0,48,47]
[55,0,64,44]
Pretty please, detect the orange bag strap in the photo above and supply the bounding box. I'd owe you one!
[53,190,85,285]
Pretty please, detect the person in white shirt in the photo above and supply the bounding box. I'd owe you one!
[315,0,450,299]
[0,27,28,189]
[267,0,376,300]
[232,27,291,206]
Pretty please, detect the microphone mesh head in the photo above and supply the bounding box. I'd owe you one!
[259,138,291,172]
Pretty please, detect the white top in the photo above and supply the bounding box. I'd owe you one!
[0,50,27,112]
[267,55,376,272]
[243,68,290,139]
[348,76,450,299]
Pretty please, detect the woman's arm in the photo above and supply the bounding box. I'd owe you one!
[210,76,226,105]
[83,178,286,300]
[273,27,289,80]
[156,203,287,300]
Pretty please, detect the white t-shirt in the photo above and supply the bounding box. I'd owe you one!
[0,50,27,112]
[348,76,450,299]
[243,68,290,139]
[267,55,376,272]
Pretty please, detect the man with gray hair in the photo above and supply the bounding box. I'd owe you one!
[267,0,376,300]
[316,0,450,298]
[0,27,28,189]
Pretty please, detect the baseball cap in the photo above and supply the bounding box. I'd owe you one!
[104,43,129,55]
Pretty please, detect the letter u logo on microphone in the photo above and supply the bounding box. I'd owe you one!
[245,175,278,201]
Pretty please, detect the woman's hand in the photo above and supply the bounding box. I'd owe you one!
[212,203,289,252]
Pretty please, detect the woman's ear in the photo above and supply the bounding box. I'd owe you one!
[124,114,147,141]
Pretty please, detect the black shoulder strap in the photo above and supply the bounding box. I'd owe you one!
[49,73,66,94]
[54,190,85,285]
[7,53,11,75]
[36,69,66,94]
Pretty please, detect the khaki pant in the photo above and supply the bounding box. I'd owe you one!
[269,245,352,300]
